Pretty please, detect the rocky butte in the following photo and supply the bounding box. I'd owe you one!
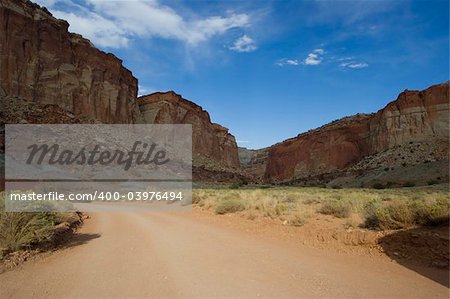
[138,92,240,173]
[0,0,141,123]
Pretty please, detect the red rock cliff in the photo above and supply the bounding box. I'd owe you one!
[138,91,240,170]
[0,0,141,123]
[264,82,449,182]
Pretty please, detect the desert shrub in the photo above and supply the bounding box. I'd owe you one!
[318,200,351,218]
[331,185,342,189]
[191,194,202,205]
[385,182,395,188]
[256,198,287,218]
[374,201,415,230]
[282,194,297,203]
[259,185,272,189]
[215,199,245,215]
[372,183,385,190]
[403,182,416,188]
[363,196,449,230]
[288,211,309,227]
[303,197,321,205]
[410,197,450,226]
[0,212,56,252]
[345,213,363,229]
[229,182,242,189]
[363,199,382,228]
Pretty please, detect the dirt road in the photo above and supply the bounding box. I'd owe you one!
[0,211,448,298]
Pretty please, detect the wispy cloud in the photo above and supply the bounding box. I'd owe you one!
[229,35,257,52]
[312,48,324,55]
[275,58,300,66]
[304,53,321,65]
[138,85,155,97]
[36,0,251,49]
[340,61,369,69]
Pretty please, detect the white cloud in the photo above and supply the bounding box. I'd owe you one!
[337,56,354,61]
[313,48,325,54]
[39,0,250,49]
[35,0,57,7]
[138,85,155,97]
[304,53,322,65]
[229,35,257,52]
[340,61,368,69]
[275,58,299,66]
[347,63,368,68]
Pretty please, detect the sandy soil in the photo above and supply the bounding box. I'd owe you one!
[0,210,448,298]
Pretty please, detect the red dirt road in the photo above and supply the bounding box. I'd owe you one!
[0,211,448,298]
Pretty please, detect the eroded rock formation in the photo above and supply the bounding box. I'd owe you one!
[263,82,449,183]
[139,91,240,171]
[0,0,141,123]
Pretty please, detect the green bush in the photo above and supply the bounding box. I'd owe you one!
[215,199,245,215]
[318,200,351,218]
[374,201,414,230]
[364,197,450,230]
[0,212,56,252]
[372,183,385,190]
[410,198,449,226]
[229,183,240,189]
[403,181,416,187]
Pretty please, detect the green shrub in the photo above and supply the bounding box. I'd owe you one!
[331,185,342,189]
[372,183,385,190]
[410,198,449,226]
[215,199,245,215]
[363,199,382,228]
[318,200,351,218]
[403,182,416,188]
[229,182,242,189]
[364,197,450,230]
[0,212,56,252]
[375,201,414,230]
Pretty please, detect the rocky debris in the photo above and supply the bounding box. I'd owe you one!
[0,95,99,125]
[139,91,240,171]
[0,0,141,124]
[263,82,449,183]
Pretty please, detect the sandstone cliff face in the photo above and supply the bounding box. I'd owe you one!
[264,82,449,182]
[138,91,240,170]
[238,147,269,181]
[0,0,141,123]
[368,82,449,151]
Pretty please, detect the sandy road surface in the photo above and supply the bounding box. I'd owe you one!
[0,211,448,298]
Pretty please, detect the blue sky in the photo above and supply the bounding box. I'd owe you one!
[36,0,449,149]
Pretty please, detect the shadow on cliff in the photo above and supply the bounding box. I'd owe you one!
[378,224,449,288]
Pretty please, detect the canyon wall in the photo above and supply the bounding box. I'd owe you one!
[264,82,449,182]
[139,91,240,171]
[0,0,141,123]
